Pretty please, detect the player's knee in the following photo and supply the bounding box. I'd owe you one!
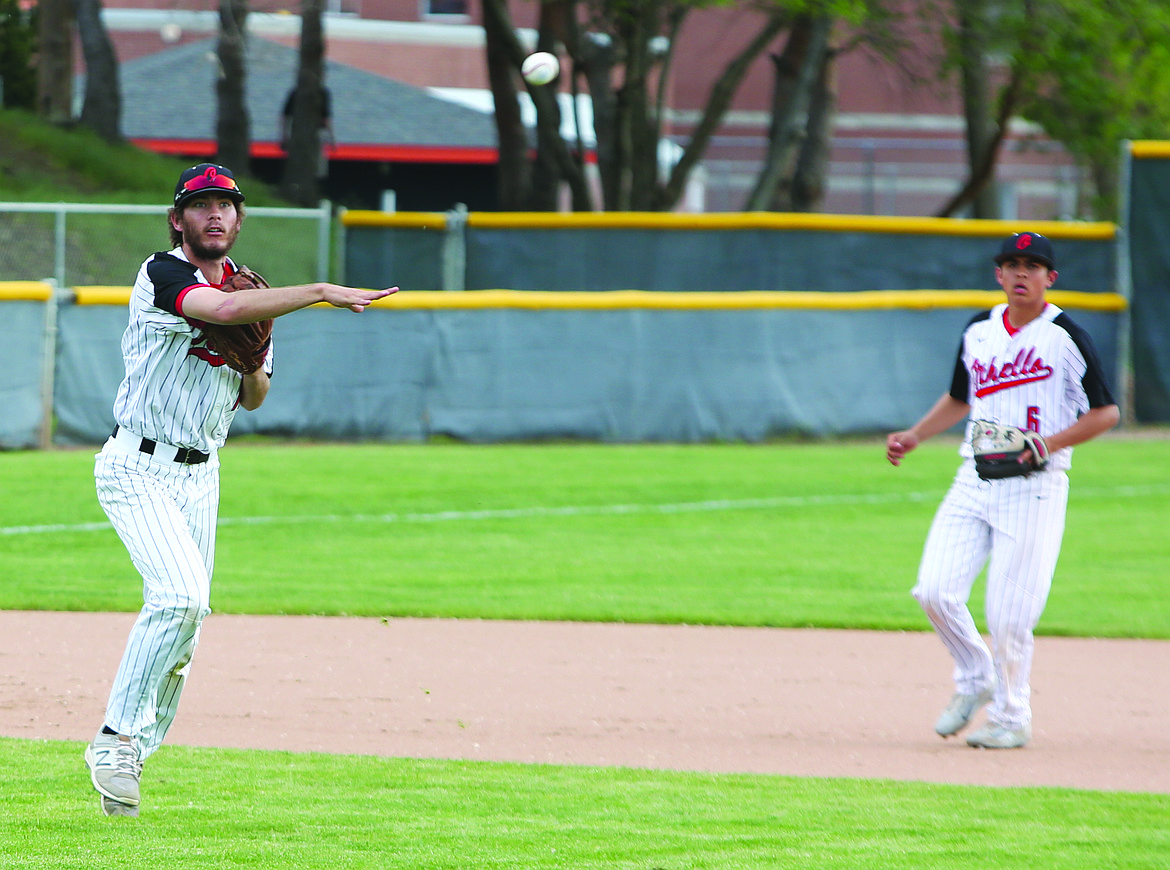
[912,582,959,617]
[176,598,211,624]
[911,583,936,609]
[148,588,210,623]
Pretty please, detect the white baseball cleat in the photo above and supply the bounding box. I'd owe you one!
[84,732,142,807]
[100,795,140,817]
[934,685,995,737]
[965,722,1032,749]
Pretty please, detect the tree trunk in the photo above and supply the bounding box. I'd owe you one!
[935,61,1021,218]
[743,15,830,212]
[481,0,589,211]
[215,0,251,172]
[530,2,593,210]
[954,0,998,218]
[0,0,38,110]
[482,0,531,210]
[525,6,568,210]
[656,11,790,212]
[786,46,837,212]
[526,92,563,211]
[580,34,619,210]
[280,0,326,207]
[481,0,793,213]
[74,0,121,142]
[37,0,73,124]
[556,1,593,199]
[613,1,661,210]
[1088,157,1117,222]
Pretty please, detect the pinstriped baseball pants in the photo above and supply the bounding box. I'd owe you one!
[95,438,219,761]
[912,461,1069,730]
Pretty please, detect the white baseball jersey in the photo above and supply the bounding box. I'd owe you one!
[96,246,273,761]
[113,247,274,454]
[912,300,1115,732]
[950,302,1116,469]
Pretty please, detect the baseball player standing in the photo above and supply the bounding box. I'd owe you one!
[85,163,396,816]
[885,231,1119,749]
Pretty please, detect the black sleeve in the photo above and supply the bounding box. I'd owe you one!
[145,252,202,316]
[948,311,991,402]
[948,343,969,402]
[1053,312,1117,408]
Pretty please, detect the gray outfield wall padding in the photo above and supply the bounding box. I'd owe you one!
[345,225,447,292]
[53,304,139,446]
[460,228,1117,293]
[0,301,49,449]
[1126,153,1170,422]
[49,301,1122,446]
[52,305,438,445]
[343,214,1118,295]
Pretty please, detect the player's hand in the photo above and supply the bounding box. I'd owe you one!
[321,284,398,312]
[886,430,919,466]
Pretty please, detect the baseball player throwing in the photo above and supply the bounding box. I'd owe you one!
[85,163,396,816]
[886,231,1119,749]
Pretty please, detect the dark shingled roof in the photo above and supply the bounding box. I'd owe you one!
[115,36,498,149]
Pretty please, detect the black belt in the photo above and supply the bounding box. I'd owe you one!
[112,425,210,465]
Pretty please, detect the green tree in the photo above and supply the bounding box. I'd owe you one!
[1018,0,1170,219]
[0,0,37,110]
[927,0,1170,220]
[485,0,874,212]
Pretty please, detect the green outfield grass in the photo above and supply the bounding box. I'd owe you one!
[3,739,1167,869]
[1,436,1167,636]
[2,436,1168,867]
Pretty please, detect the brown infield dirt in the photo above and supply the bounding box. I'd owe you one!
[2,611,1168,794]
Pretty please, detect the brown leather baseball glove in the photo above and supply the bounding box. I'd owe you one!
[203,266,274,375]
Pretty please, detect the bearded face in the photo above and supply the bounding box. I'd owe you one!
[173,196,243,260]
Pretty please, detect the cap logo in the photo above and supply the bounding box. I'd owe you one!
[1016,234,1034,251]
[182,166,239,195]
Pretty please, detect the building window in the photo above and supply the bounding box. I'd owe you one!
[424,0,469,18]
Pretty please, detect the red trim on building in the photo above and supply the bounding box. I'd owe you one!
[130,139,500,164]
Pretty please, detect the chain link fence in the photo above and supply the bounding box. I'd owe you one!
[0,202,333,288]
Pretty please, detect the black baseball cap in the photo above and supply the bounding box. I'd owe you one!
[994,231,1055,269]
[173,163,245,209]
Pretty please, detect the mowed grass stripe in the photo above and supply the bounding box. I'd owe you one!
[1,438,1166,635]
[3,481,1167,536]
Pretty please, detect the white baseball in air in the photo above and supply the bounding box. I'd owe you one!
[521,52,559,86]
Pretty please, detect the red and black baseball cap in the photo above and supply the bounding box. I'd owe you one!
[994,231,1055,270]
[173,163,246,209]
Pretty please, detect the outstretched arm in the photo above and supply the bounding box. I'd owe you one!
[183,283,397,325]
[886,393,971,466]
